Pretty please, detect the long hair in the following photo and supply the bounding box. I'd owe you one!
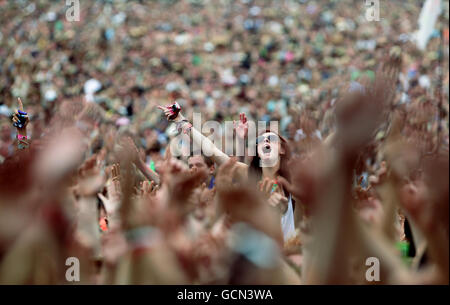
[248,129,292,184]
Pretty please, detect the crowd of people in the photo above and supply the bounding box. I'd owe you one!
[0,0,448,284]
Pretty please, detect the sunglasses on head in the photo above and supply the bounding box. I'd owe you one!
[256,134,279,144]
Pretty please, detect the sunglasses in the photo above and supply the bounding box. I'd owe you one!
[256,134,279,144]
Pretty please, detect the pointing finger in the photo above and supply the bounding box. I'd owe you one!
[17,97,24,111]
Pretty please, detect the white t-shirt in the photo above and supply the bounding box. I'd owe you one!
[281,195,296,241]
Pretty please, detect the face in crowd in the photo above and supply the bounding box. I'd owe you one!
[256,132,284,167]
[188,155,215,176]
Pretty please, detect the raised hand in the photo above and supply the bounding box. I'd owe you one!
[278,154,322,213]
[268,191,289,215]
[116,136,160,184]
[367,161,388,187]
[157,102,183,122]
[98,163,122,215]
[215,157,240,194]
[335,72,390,152]
[398,154,449,282]
[75,153,106,197]
[215,159,284,246]
[139,180,159,199]
[12,98,29,136]
[258,177,276,198]
[234,112,249,139]
[163,158,208,207]
[197,182,216,206]
[117,136,140,163]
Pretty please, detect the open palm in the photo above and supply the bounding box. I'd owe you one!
[234,112,248,139]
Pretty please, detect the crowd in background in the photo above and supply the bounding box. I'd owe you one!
[0,0,448,284]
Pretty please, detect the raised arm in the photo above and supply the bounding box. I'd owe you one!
[136,157,160,184]
[119,136,160,184]
[234,112,252,164]
[158,103,230,166]
[12,97,30,151]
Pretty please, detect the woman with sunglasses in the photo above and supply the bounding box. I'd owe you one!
[158,103,296,241]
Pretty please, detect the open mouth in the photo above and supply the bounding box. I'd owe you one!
[262,144,271,154]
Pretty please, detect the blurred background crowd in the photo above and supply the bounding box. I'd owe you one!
[0,0,448,285]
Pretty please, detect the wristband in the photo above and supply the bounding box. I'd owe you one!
[17,139,29,150]
[13,112,28,129]
[271,181,278,193]
[168,102,181,121]
[17,134,27,140]
[176,119,192,134]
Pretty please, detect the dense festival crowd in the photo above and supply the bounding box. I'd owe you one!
[0,0,448,284]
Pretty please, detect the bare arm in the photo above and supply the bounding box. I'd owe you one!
[158,104,236,167]
[135,157,160,184]
[190,122,230,166]
[119,136,160,184]
[12,97,30,151]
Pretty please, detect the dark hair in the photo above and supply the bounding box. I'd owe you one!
[189,152,215,168]
[248,129,291,184]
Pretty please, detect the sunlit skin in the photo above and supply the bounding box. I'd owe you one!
[158,106,292,222]
[188,155,216,221]
[257,132,285,170]
[0,0,448,286]
[188,155,208,172]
